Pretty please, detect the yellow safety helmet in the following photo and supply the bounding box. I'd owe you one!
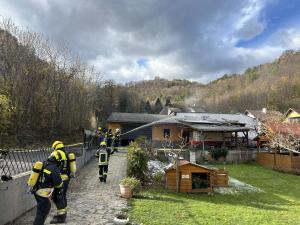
[100,141,107,146]
[115,128,120,132]
[50,150,65,161]
[52,141,64,151]
[98,127,102,131]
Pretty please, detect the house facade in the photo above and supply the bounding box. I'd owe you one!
[284,108,300,123]
[107,112,169,145]
[108,112,255,151]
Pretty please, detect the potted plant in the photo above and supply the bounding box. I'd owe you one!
[119,177,140,199]
[113,212,129,225]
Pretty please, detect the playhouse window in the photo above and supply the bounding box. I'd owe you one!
[192,173,210,189]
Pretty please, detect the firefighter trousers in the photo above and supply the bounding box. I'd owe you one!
[53,179,69,212]
[99,165,108,182]
[33,194,51,225]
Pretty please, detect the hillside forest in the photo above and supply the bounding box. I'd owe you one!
[0,19,299,147]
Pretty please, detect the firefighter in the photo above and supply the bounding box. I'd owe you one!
[95,141,110,182]
[50,141,76,224]
[95,127,104,147]
[112,128,120,153]
[29,152,64,225]
[105,129,113,147]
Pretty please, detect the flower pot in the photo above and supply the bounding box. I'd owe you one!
[113,215,129,225]
[119,184,133,199]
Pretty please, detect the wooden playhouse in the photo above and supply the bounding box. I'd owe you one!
[165,160,228,193]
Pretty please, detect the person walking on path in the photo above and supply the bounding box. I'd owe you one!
[50,141,77,224]
[112,128,121,153]
[95,141,111,183]
[105,129,113,148]
[29,152,64,225]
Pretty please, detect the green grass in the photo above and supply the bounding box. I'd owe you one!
[128,164,300,225]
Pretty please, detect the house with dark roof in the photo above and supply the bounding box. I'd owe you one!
[110,112,255,151]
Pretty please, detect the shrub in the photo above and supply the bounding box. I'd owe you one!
[120,177,141,193]
[152,171,165,186]
[127,141,148,183]
[210,148,228,161]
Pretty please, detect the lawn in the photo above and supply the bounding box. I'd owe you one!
[128,164,300,225]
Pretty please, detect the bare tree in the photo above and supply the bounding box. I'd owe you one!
[261,119,300,154]
[161,131,187,193]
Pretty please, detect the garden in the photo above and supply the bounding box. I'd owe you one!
[121,139,300,225]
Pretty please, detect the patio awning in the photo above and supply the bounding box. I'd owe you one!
[189,124,249,132]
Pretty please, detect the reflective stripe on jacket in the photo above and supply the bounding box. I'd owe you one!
[36,188,54,198]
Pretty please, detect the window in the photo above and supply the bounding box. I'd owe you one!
[163,129,171,138]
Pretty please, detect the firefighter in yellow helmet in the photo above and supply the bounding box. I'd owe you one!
[29,151,63,225]
[95,141,111,182]
[112,128,121,153]
[50,141,76,224]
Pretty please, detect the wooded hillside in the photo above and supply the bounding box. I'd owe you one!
[198,50,300,113]
[122,50,300,113]
[0,21,98,146]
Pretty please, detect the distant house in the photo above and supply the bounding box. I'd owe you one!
[284,108,300,123]
[107,112,169,145]
[165,160,228,193]
[244,108,283,135]
[245,108,283,122]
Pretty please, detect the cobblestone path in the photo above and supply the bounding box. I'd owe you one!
[13,150,128,225]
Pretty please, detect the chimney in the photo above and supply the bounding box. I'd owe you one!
[262,108,267,114]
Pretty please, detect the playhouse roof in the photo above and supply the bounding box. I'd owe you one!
[165,160,213,172]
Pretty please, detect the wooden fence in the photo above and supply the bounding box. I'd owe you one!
[257,152,300,173]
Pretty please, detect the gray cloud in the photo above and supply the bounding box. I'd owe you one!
[0,0,299,83]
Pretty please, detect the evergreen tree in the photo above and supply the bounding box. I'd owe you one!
[154,97,163,114]
[145,100,153,114]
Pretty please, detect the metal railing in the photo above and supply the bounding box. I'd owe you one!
[0,129,98,180]
[0,143,95,180]
[0,147,52,179]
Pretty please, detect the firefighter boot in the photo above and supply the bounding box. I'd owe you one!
[50,213,66,224]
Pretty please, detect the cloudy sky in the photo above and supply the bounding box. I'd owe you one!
[1,0,300,83]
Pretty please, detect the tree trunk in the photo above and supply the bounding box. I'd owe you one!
[175,154,180,193]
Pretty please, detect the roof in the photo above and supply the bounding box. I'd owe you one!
[160,106,206,115]
[188,124,249,132]
[107,112,170,124]
[165,160,213,172]
[284,108,300,118]
[267,122,300,138]
[245,110,283,122]
[120,113,255,136]
[177,113,255,127]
